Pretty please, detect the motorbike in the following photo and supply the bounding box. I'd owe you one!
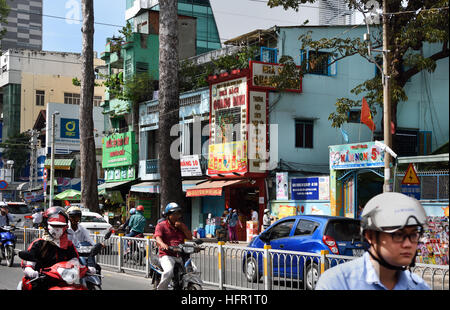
[149,239,204,290]
[123,233,146,266]
[75,229,113,290]
[17,243,104,290]
[0,225,17,267]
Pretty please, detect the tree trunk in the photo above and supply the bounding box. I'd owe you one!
[158,0,183,212]
[80,0,99,213]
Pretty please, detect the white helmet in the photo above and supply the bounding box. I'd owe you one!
[361,192,427,234]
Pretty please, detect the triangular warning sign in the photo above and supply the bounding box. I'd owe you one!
[401,163,420,185]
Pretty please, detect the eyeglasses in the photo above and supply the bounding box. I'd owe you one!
[390,231,422,243]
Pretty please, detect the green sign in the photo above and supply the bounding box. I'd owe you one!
[105,165,135,183]
[102,131,138,168]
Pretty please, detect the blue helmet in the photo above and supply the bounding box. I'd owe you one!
[129,208,136,215]
[163,202,182,217]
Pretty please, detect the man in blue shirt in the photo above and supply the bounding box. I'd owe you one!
[127,205,146,237]
[316,192,430,290]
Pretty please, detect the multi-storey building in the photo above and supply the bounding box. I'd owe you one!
[1,0,43,51]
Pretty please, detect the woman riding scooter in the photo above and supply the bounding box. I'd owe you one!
[19,207,94,290]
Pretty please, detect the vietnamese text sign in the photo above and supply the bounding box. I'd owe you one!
[250,61,302,93]
[208,141,247,174]
[102,131,138,169]
[292,177,319,200]
[180,155,202,177]
[329,142,385,170]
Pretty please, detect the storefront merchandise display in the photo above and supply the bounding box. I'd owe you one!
[416,216,449,265]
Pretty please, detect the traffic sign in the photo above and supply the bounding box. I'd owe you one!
[0,180,8,190]
[401,163,420,185]
[43,168,48,181]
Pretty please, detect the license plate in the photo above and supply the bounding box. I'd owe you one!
[352,249,364,257]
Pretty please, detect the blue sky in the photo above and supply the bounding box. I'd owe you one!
[42,0,339,55]
[43,0,126,54]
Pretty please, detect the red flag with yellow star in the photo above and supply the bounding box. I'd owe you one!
[360,97,376,131]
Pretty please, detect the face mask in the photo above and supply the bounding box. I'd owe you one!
[48,226,65,239]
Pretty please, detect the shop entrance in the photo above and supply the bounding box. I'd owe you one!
[340,169,383,218]
[229,186,260,241]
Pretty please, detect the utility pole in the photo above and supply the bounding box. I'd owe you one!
[29,130,39,191]
[382,0,392,192]
[49,111,59,208]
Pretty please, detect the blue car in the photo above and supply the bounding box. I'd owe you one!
[243,215,368,289]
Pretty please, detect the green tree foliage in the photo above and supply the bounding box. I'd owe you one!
[268,0,449,129]
[0,0,10,51]
[1,133,30,177]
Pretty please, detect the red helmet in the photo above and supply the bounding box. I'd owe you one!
[136,205,144,212]
[43,207,69,227]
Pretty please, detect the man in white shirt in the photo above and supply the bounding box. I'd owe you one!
[66,206,94,248]
[32,207,43,228]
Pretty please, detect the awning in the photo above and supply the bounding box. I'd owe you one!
[44,159,75,170]
[182,179,206,192]
[130,182,160,193]
[186,179,246,197]
[98,180,133,192]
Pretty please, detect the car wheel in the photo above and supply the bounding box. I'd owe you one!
[305,263,319,290]
[244,256,260,283]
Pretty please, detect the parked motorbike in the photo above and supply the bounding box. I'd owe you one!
[149,239,204,290]
[17,243,103,290]
[124,233,146,266]
[75,229,113,290]
[0,225,17,267]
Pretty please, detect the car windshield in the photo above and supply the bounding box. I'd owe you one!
[325,219,361,241]
[81,215,107,223]
[6,204,31,214]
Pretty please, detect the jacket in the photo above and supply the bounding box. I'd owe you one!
[128,211,146,233]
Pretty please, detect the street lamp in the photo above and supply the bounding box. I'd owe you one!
[48,111,60,208]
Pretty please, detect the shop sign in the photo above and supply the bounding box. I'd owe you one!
[105,165,135,183]
[102,131,137,168]
[248,91,268,173]
[291,176,330,201]
[180,155,202,177]
[250,61,302,93]
[60,118,80,139]
[276,172,289,200]
[401,184,421,200]
[329,142,385,170]
[209,77,248,175]
[186,187,223,197]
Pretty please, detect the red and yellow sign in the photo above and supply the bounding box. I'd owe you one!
[401,163,420,185]
[208,141,248,174]
[186,188,223,197]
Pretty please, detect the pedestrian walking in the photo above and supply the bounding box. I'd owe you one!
[315,192,431,290]
[262,209,274,230]
[227,209,242,243]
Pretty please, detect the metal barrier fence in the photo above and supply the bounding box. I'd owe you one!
[15,228,449,290]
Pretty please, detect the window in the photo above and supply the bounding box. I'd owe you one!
[295,120,313,148]
[35,90,45,106]
[324,220,361,242]
[93,96,103,107]
[301,50,337,76]
[64,93,80,105]
[347,110,360,123]
[294,220,319,236]
[267,219,295,240]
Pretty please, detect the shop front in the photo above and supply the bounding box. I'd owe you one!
[186,65,276,241]
[329,141,385,218]
[101,130,139,224]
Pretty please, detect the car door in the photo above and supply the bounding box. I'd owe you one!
[264,219,296,277]
[284,219,321,278]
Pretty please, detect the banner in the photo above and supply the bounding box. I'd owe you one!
[208,141,247,174]
[329,142,385,170]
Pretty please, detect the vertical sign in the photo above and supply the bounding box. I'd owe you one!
[248,91,267,173]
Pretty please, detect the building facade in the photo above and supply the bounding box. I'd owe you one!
[0,49,106,139]
[1,0,43,51]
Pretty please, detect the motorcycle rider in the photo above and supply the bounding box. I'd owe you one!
[315,192,430,290]
[20,207,94,290]
[32,207,43,229]
[154,202,192,290]
[66,207,95,265]
[0,206,14,228]
[120,207,136,234]
[127,205,146,237]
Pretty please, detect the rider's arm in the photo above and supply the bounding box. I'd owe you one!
[155,236,169,250]
[175,222,192,240]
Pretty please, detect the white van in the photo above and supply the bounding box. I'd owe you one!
[0,202,33,228]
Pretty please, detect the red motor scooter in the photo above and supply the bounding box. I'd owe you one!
[17,244,103,290]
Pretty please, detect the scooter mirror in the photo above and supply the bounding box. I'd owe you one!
[194,239,204,245]
[90,243,103,257]
[104,229,113,240]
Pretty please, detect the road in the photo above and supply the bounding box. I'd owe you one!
[0,260,152,290]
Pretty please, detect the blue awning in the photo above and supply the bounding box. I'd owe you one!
[130,182,160,193]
